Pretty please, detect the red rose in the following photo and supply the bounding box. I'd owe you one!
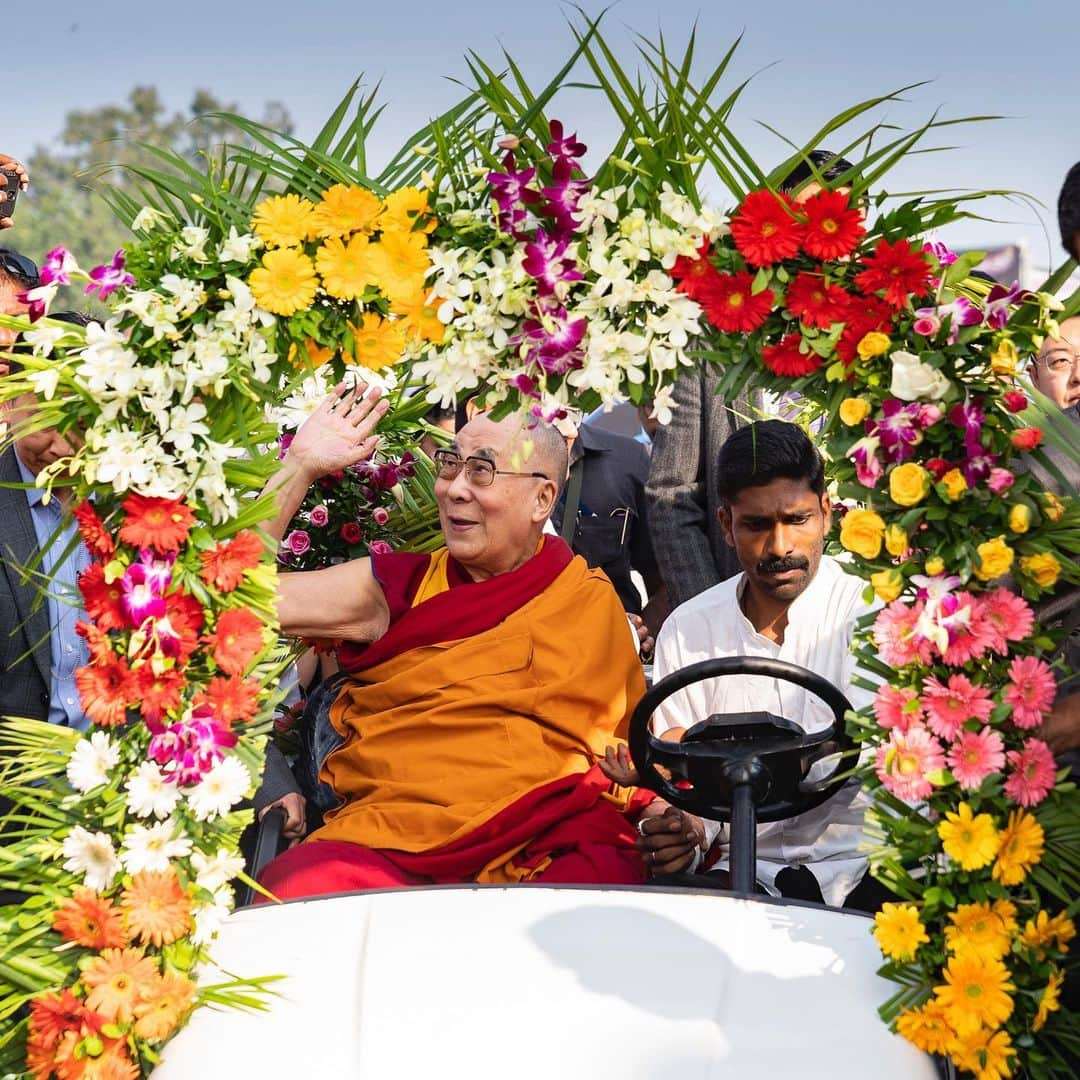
[1010,428,1042,451]
[340,522,363,544]
[925,458,951,480]
[1002,391,1028,413]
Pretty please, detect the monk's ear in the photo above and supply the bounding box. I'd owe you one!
[533,478,558,522]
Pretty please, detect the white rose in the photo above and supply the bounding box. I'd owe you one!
[889,350,952,401]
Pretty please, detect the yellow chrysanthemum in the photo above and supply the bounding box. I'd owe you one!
[873,902,929,961]
[391,290,446,345]
[350,313,407,371]
[992,808,1044,886]
[938,802,1000,872]
[311,184,382,238]
[1020,910,1076,958]
[251,193,316,248]
[945,902,1014,958]
[379,186,436,235]
[367,229,432,303]
[1032,968,1064,1032]
[934,952,1015,1036]
[950,1025,1015,1080]
[249,248,318,316]
[895,1000,955,1056]
[316,234,377,300]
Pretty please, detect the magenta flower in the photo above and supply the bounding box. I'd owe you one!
[522,230,584,296]
[540,156,590,235]
[1003,655,1056,729]
[947,727,1005,790]
[85,249,135,299]
[983,281,1023,330]
[937,296,982,343]
[121,561,169,625]
[308,505,329,528]
[278,433,294,461]
[487,153,542,236]
[1003,738,1056,807]
[507,372,541,399]
[546,120,587,163]
[518,303,587,375]
[848,435,883,488]
[285,529,311,556]
[875,399,924,462]
[923,240,958,267]
[41,245,77,287]
[372,507,390,526]
[146,703,237,786]
[912,307,941,337]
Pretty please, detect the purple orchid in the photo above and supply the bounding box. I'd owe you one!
[120,550,174,626]
[875,399,924,463]
[923,240,958,267]
[983,281,1023,330]
[937,296,982,344]
[84,249,135,300]
[147,702,237,785]
[518,304,588,375]
[530,402,571,425]
[487,153,542,236]
[961,449,999,486]
[848,435,883,488]
[545,120,587,163]
[522,230,584,296]
[949,397,986,440]
[40,246,76,287]
[539,157,590,235]
[507,372,542,399]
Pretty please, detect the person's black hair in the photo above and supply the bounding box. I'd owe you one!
[778,150,856,195]
[49,311,92,327]
[424,401,456,425]
[716,420,826,503]
[0,247,40,288]
[1057,161,1080,261]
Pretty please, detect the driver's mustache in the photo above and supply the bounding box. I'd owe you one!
[757,557,809,574]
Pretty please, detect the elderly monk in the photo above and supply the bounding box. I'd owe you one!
[258,383,649,898]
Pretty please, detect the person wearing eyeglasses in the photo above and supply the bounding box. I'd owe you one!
[1031,316,1080,419]
[255,384,650,899]
[0,247,37,373]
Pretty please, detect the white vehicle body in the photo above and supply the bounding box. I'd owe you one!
[157,884,936,1079]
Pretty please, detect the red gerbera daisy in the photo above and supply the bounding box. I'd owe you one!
[799,189,865,260]
[205,608,266,676]
[79,563,129,632]
[72,501,115,559]
[854,238,933,309]
[729,189,803,266]
[74,657,135,727]
[193,675,262,725]
[784,272,848,330]
[836,293,894,363]
[76,620,119,665]
[199,530,267,593]
[28,987,103,1052]
[669,239,722,303]
[118,494,197,554]
[163,591,205,662]
[701,271,774,332]
[761,333,822,378]
[134,664,186,724]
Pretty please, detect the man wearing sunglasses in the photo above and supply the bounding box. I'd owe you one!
[257,385,649,899]
[0,247,37,374]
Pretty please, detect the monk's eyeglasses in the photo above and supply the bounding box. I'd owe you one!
[432,449,549,488]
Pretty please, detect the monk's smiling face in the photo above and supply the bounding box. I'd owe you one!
[435,413,561,582]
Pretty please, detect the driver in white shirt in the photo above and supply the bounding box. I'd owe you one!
[637,420,883,910]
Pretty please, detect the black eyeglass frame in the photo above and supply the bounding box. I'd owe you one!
[432,449,549,487]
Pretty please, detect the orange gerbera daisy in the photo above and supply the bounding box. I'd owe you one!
[78,563,128,633]
[194,675,262,725]
[205,607,266,676]
[199,530,266,593]
[82,947,160,1023]
[76,620,120,666]
[133,970,197,1042]
[72,501,115,558]
[57,1039,140,1080]
[74,658,135,728]
[390,291,446,345]
[53,887,128,950]
[350,313,408,371]
[163,591,205,662]
[121,869,193,948]
[133,664,186,725]
[28,987,103,1053]
[118,494,197,554]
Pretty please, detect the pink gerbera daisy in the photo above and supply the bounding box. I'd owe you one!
[875,724,946,801]
[873,600,934,669]
[947,727,1006,790]
[979,589,1035,654]
[873,685,924,733]
[1003,738,1057,807]
[922,674,994,741]
[1003,656,1056,729]
[939,594,993,666]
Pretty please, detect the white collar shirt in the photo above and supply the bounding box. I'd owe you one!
[651,555,877,907]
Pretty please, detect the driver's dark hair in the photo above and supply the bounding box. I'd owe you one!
[778,149,856,195]
[716,420,825,504]
[1058,161,1080,261]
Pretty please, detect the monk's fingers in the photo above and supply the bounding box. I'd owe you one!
[637,807,687,836]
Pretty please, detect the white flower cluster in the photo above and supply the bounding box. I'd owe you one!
[411,184,726,418]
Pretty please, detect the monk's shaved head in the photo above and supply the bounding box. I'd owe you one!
[522,417,570,497]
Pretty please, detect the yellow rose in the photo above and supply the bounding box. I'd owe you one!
[857,331,891,361]
[925,556,945,576]
[990,338,1019,376]
[939,468,968,502]
[884,524,909,557]
[871,568,904,603]
[1020,552,1061,589]
[840,508,887,560]
[1042,493,1065,523]
[1008,504,1032,534]
[840,398,873,426]
[974,535,1015,582]
[890,463,931,507]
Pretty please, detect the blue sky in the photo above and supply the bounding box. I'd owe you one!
[11,1,1079,281]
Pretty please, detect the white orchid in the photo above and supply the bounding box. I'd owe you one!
[219,227,263,264]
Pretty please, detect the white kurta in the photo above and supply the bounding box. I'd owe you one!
[651,555,877,907]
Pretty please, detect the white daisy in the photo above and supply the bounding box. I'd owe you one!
[62,826,121,892]
[125,760,181,819]
[186,756,252,822]
[121,819,192,875]
[65,732,120,793]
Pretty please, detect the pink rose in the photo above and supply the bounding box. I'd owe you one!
[285,529,311,555]
[918,403,943,427]
[988,468,1015,495]
[309,504,329,527]
[368,540,392,556]
[373,507,390,526]
[912,314,941,337]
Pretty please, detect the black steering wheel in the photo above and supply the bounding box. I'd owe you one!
[628,656,856,825]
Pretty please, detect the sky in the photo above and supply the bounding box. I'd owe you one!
[10,0,1079,284]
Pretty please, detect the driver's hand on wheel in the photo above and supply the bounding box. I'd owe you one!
[636,801,705,876]
[259,792,307,847]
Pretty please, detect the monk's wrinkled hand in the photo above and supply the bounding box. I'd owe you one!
[286,381,389,481]
[599,743,639,787]
[260,792,307,847]
[636,803,703,876]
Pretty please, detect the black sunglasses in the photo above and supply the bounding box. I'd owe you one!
[0,249,40,287]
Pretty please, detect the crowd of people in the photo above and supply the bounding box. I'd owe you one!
[1,149,1078,914]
